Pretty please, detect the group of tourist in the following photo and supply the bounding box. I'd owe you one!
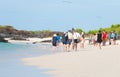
[52,30,85,52]
[52,30,118,52]
[89,30,117,49]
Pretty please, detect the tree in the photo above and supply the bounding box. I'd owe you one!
[87,24,120,35]
[76,28,83,33]
[87,30,98,34]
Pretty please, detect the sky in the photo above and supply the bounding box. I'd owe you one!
[0,0,120,32]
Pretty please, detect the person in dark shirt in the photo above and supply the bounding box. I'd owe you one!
[62,32,68,51]
[52,34,57,52]
[97,31,102,49]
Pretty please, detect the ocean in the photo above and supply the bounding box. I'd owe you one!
[0,42,54,77]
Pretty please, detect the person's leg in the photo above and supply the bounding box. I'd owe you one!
[114,39,116,45]
[74,39,78,51]
[67,39,71,52]
[99,43,102,49]
[109,39,111,45]
[74,43,77,51]
[111,39,114,45]
[82,43,84,48]
[62,44,65,52]
[102,40,105,46]
[71,42,74,50]
[53,46,57,52]
[62,43,65,52]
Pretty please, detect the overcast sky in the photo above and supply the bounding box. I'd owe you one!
[0,0,120,32]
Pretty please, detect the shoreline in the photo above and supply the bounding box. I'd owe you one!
[21,44,120,77]
[0,43,51,77]
[4,37,52,44]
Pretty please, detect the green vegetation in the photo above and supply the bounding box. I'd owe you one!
[87,30,98,34]
[76,28,83,33]
[0,25,15,30]
[30,30,51,35]
[87,24,120,34]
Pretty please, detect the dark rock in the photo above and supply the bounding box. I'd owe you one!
[0,37,8,42]
[32,42,37,44]
[10,35,26,40]
[40,40,52,43]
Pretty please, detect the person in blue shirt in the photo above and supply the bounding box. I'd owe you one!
[56,33,61,46]
[108,32,112,45]
[113,31,117,45]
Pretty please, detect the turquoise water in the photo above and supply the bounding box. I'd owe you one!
[0,42,54,77]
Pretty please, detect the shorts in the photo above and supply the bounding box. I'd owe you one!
[74,39,78,43]
[62,41,67,45]
[114,37,117,40]
[67,39,72,45]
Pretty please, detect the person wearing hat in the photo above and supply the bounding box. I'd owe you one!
[52,34,57,52]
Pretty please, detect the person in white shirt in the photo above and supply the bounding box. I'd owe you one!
[67,30,73,52]
[73,31,81,51]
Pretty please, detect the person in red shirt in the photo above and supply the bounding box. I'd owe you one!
[102,31,108,46]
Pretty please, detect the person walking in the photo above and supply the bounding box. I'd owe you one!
[73,31,80,51]
[56,33,61,46]
[67,30,73,52]
[80,34,85,48]
[97,31,102,49]
[62,32,68,52]
[52,34,58,52]
[113,31,117,45]
[102,31,107,46]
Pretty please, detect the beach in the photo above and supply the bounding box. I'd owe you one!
[22,41,120,77]
[5,37,52,44]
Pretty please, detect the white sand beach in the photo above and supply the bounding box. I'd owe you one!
[5,37,52,43]
[22,41,120,77]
